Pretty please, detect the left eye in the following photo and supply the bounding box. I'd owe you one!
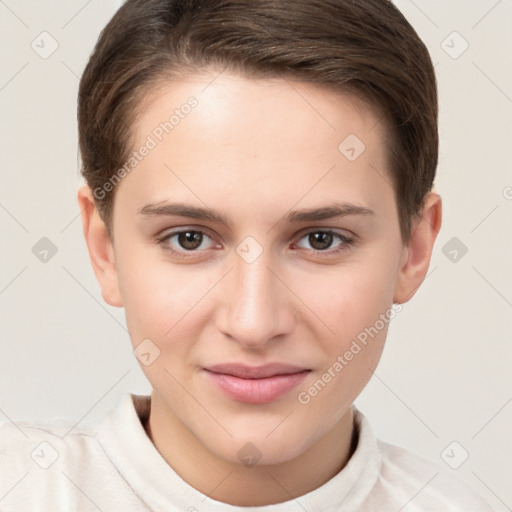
[295,230,351,253]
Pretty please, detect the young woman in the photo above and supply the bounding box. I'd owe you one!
[0,1,492,510]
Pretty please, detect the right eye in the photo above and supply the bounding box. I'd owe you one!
[157,228,219,256]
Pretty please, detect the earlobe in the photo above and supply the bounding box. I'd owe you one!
[77,185,123,308]
[393,192,442,304]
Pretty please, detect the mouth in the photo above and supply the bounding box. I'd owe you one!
[203,363,311,404]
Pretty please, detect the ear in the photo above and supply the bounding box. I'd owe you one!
[393,192,442,304]
[77,185,123,307]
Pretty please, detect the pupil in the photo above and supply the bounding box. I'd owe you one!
[310,232,332,250]
[179,231,202,250]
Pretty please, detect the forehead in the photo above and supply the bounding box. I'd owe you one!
[134,71,385,148]
[117,71,393,224]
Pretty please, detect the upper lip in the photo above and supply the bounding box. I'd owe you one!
[205,363,310,379]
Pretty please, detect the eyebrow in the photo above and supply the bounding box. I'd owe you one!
[137,200,375,227]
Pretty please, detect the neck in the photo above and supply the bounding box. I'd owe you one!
[144,392,356,507]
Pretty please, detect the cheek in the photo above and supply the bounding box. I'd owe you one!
[116,246,207,345]
[294,253,398,340]
[293,244,400,401]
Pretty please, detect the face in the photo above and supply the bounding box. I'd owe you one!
[101,71,410,465]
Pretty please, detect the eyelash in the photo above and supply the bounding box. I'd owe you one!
[156,227,354,259]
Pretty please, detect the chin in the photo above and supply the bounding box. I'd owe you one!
[202,426,313,468]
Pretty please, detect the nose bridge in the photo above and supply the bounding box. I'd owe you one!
[235,248,277,325]
[219,240,291,346]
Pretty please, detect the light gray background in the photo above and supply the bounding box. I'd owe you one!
[1,0,511,510]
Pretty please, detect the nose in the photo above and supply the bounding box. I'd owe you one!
[216,248,295,351]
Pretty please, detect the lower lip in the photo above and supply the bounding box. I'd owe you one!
[204,370,310,404]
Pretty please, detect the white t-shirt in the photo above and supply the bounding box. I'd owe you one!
[0,393,492,511]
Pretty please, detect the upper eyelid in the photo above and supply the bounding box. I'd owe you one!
[298,227,351,238]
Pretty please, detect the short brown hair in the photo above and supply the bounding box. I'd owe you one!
[78,0,438,243]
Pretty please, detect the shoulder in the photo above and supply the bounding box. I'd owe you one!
[1,416,92,465]
[351,408,493,512]
[0,397,136,510]
[0,414,103,466]
[375,438,493,511]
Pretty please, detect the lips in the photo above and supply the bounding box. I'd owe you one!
[203,363,311,404]
[205,363,309,379]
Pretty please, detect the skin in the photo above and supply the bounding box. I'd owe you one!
[78,70,441,506]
